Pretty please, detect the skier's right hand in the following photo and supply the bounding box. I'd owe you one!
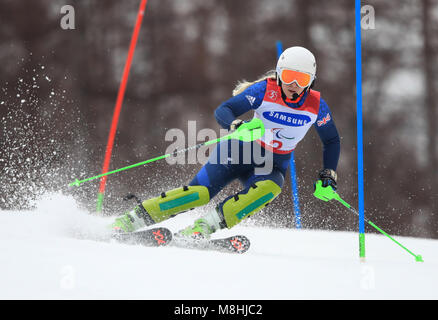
[230,119,244,131]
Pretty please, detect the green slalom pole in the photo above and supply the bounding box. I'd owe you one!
[69,118,265,188]
[314,181,424,262]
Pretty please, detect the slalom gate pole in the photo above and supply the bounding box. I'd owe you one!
[70,119,265,188]
[355,0,366,260]
[314,181,424,262]
[96,0,149,213]
[276,40,302,229]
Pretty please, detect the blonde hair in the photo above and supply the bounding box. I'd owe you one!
[232,70,276,96]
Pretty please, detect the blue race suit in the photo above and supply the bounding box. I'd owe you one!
[190,79,340,203]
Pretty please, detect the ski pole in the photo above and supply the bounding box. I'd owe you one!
[69,118,265,187]
[314,181,424,262]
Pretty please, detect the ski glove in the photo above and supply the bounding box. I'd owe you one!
[315,169,337,191]
[230,119,245,131]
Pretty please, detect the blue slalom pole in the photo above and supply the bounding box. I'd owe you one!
[355,0,366,260]
[289,152,302,228]
[276,41,302,229]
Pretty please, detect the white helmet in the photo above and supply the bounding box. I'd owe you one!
[276,46,316,86]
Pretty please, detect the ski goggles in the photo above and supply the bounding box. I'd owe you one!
[278,69,312,88]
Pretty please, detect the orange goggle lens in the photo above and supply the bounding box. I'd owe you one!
[280,69,312,88]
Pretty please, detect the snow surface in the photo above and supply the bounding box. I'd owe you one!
[1,193,437,300]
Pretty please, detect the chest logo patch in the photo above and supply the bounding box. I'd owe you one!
[263,111,311,127]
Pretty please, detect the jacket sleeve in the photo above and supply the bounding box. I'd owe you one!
[214,81,267,130]
[314,98,341,171]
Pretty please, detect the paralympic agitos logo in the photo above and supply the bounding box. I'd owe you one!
[263,111,311,127]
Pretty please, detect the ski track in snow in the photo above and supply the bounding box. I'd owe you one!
[0,193,437,300]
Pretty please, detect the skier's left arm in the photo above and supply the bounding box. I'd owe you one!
[314,98,340,190]
[214,81,266,130]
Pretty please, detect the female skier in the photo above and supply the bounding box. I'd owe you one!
[111,46,340,238]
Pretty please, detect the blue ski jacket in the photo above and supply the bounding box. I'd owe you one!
[214,79,340,171]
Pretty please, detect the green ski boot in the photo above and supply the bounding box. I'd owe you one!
[110,206,150,233]
[176,208,225,240]
[177,218,215,240]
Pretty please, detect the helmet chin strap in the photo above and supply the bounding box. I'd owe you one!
[291,89,306,102]
[292,92,300,100]
[282,85,308,103]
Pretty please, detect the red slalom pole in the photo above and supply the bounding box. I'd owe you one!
[96,0,148,213]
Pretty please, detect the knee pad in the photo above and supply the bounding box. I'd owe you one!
[142,185,210,223]
[219,180,281,228]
